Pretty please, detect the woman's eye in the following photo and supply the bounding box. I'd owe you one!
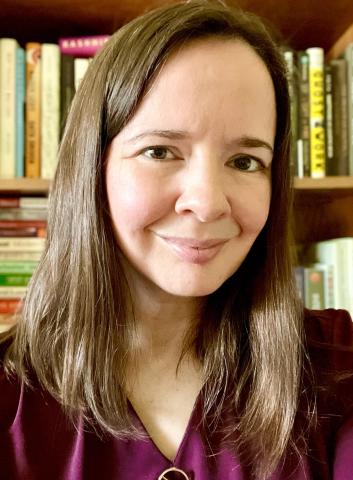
[142,146,175,161]
[230,155,264,172]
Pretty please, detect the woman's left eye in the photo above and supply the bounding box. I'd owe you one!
[229,155,264,172]
[141,146,176,161]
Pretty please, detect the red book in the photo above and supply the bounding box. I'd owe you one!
[0,220,46,228]
[59,35,109,57]
[0,299,21,314]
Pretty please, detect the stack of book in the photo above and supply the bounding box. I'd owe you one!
[0,34,108,181]
[295,237,353,314]
[0,195,47,332]
[283,39,353,179]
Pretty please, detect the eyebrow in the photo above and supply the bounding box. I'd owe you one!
[125,130,274,154]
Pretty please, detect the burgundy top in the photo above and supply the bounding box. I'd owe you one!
[1,308,353,479]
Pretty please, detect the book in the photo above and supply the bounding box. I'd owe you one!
[324,64,334,173]
[41,43,60,179]
[0,38,17,178]
[60,54,75,136]
[283,49,298,176]
[329,58,349,175]
[0,299,21,314]
[25,42,41,178]
[0,274,32,287]
[0,237,45,252]
[314,237,353,314]
[297,51,310,177]
[0,226,46,238]
[59,35,109,57]
[304,265,326,309]
[0,251,42,261]
[0,207,47,220]
[0,196,48,209]
[74,58,90,92]
[0,261,38,274]
[0,286,27,298]
[344,43,353,175]
[15,46,25,177]
[306,48,326,178]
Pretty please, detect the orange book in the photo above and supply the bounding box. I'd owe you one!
[25,43,41,178]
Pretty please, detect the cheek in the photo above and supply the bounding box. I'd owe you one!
[231,183,271,235]
[106,163,169,234]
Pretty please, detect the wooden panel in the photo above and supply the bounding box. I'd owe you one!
[294,191,353,243]
[0,0,352,51]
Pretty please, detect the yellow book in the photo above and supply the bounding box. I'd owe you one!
[306,47,326,178]
[25,42,41,178]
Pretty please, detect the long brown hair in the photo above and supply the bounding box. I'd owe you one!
[3,1,309,478]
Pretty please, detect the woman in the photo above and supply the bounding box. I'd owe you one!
[1,1,352,479]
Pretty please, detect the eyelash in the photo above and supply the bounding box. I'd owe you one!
[140,146,266,172]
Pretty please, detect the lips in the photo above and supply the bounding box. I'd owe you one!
[156,235,228,264]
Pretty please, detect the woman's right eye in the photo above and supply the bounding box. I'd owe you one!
[141,146,176,161]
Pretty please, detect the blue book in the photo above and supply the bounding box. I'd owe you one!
[15,47,25,177]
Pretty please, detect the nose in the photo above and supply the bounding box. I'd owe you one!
[174,158,231,222]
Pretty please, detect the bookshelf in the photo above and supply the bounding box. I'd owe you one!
[0,0,353,246]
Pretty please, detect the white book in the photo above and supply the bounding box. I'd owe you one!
[0,286,27,298]
[0,251,42,261]
[0,237,46,252]
[0,38,18,178]
[315,237,353,314]
[74,58,89,91]
[41,43,60,179]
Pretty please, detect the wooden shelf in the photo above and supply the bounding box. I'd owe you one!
[0,0,353,52]
[294,176,353,191]
[0,178,50,195]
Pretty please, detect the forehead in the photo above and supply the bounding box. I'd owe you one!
[118,37,276,145]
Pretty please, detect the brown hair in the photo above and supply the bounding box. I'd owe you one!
[3,1,310,478]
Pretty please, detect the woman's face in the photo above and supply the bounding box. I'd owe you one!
[105,38,276,299]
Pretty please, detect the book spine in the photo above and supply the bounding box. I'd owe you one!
[74,58,90,92]
[304,266,326,309]
[283,49,298,176]
[25,43,41,178]
[0,251,42,261]
[324,65,334,173]
[297,51,311,177]
[60,54,75,136]
[15,46,25,177]
[344,44,353,175]
[0,261,38,274]
[59,35,109,57]
[0,286,27,298]
[0,299,21,314]
[307,48,326,178]
[0,196,48,209]
[0,274,32,287]
[0,227,46,238]
[0,219,46,228]
[0,38,17,178]
[0,207,47,220]
[41,44,60,179]
[330,58,349,175]
[0,237,45,252]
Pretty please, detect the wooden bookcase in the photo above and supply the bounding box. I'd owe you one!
[0,0,353,246]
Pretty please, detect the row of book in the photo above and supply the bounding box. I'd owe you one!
[0,35,108,180]
[284,42,353,178]
[295,237,353,314]
[0,196,47,332]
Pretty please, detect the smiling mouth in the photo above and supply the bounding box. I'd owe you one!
[157,235,228,264]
